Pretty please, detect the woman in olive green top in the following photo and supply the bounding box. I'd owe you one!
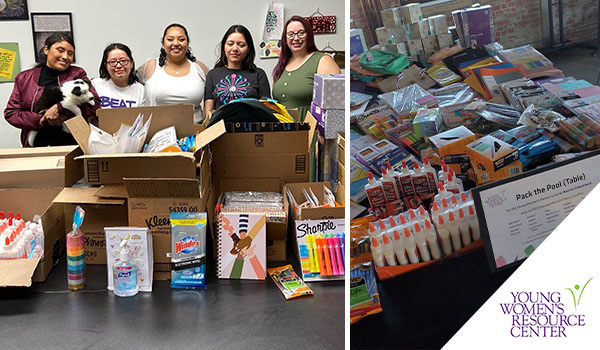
[272,15,340,122]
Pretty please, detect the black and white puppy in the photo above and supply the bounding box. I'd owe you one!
[30,79,95,147]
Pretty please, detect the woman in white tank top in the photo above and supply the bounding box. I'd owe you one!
[137,23,209,124]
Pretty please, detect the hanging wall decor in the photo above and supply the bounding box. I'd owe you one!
[0,0,29,21]
[263,3,284,40]
[0,42,20,82]
[304,8,336,34]
[259,40,281,59]
[31,12,74,63]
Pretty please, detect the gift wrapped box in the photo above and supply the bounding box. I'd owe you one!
[313,74,345,110]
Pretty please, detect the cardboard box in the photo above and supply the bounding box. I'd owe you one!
[437,32,454,49]
[313,74,345,110]
[338,161,345,187]
[267,239,287,262]
[310,103,344,139]
[65,104,203,185]
[396,42,408,55]
[473,160,523,185]
[390,26,408,43]
[285,182,345,220]
[337,133,345,166]
[399,3,423,24]
[53,187,129,264]
[407,39,424,56]
[123,178,204,264]
[381,7,403,28]
[466,135,520,172]
[421,35,438,54]
[376,27,392,46]
[428,14,449,35]
[0,146,82,188]
[429,126,477,175]
[383,45,398,53]
[406,23,424,40]
[0,187,65,286]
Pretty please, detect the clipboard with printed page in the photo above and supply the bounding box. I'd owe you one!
[216,212,267,280]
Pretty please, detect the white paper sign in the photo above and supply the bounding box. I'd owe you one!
[473,150,600,271]
[262,3,284,41]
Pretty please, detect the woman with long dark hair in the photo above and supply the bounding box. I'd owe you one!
[137,23,209,123]
[4,32,100,147]
[204,24,271,119]
[93,43,145,109]
[272,15,340,122]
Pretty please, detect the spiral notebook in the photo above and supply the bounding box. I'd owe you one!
[217,212,267,280]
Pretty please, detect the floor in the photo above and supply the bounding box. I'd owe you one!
[0,248,344,349]
[350,46,599,349]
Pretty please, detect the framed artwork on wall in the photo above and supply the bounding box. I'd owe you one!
[0,0,29,21]
[31,12,74,63]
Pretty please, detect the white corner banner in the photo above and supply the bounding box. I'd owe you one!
[443,181,600,348]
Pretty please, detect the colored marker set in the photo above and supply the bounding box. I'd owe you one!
[369,191,480,267]
[300,233,345,278]
[0,211,44,259]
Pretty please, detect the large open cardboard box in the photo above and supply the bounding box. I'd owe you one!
[0,188,65,286]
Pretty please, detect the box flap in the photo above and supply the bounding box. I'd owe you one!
[97,104,194,138]
[305,112,319,148]
[0,187,63,217]
[75,152,196,161]
[64,115,90,154]
[0,258,41,287]
[194,120,226,152]
[53,187,125,205]
[94,185,128,199]
[0,145,78,159]
[124,178,200,198]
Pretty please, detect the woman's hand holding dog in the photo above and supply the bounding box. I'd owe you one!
[39,104,66,126]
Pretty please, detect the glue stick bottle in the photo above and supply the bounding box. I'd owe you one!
[434,181,452,202]
[387,162,405,198]
[438,161,449,183]
[365,172,386,208]
[457,207,471,246]
[413,222,430,262]
[444,170,462,194]
[403,227,420,264]
[370,236,385,267]
[447,211,462,251]
[368,222,379,237]
[380,166,400,203]
[381,234,397,266]
[424,219,442,259]
[411,161,430,197]
[468,205,481,241]
[399,160,416,197]
[393,230,409,265]
[423,156,438,194]
[436,215,453,256]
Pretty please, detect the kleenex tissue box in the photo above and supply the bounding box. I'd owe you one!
[311,101,345,139]
[313,74,345,110]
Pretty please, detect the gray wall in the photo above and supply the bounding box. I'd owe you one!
[0,0,345,148]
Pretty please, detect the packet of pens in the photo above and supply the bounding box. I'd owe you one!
[349,221,383,324]
[268,264,313,300]
[67,206,86,291]
[361,190,483,280]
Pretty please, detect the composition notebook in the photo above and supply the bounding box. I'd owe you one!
[217,212,267,280]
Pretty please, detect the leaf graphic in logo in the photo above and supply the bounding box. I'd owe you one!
[566,277,593,310]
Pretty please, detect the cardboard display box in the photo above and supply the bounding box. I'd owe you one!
[0,187,65,286]
[429,126,477,175]
[0,146,82,188]
[285,182,345,221]
[466,135,520,172]
[65,104,206,186]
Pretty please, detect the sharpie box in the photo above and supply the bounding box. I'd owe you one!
[313,74,345,110]
[466,135,520,172]
[472,159,522,185]
[429,126,477,174]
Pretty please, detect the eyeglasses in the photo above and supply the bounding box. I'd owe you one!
[106,59,131,67]
[286,30,307,40]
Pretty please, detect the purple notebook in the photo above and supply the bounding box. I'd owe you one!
[462,5,494,48]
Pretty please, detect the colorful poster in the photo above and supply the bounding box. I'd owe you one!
[259,40,281,58]
[0,42,20,82]
[262,3,284,41]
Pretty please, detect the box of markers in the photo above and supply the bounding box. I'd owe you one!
[294,218,345,282]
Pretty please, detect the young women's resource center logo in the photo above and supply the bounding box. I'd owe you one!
[500,277,592,338]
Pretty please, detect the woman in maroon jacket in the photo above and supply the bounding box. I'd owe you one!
[4,33,100,147]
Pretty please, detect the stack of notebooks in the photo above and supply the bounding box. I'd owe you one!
[498,45,563,79]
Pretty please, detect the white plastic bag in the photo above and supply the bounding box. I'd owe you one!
[88,124,118,154]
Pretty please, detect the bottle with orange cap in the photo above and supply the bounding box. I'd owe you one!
[457,207,471,246]
[413,222,430,262]
[370,236,385,267]
[424,219,442,259]
[381,234,397,266]
[467,205,480,240]
[403,227,420,264]
[447,211,462,251]
[392,230,409,265]
[435,214,452,256]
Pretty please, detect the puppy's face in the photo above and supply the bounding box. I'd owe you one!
[61,79,93,104]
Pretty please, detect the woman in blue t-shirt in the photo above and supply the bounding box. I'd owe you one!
[204,25,271,120]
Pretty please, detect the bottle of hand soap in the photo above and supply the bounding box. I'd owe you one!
[113,240,138,297]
